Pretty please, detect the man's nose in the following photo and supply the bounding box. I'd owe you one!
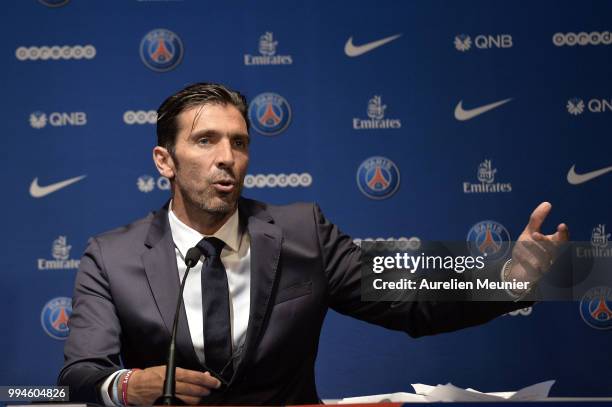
[215,138,235,167]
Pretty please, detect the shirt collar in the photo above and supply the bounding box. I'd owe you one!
[168,201,241,258]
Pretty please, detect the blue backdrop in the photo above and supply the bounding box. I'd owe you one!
[1,0,611,400]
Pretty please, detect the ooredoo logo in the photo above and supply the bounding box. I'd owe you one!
[353,237,421,251]
[16,45,96,61]
[506,307,532,317]
[243,173,312,188]
[124,110,157,124]
[553,31,612,47]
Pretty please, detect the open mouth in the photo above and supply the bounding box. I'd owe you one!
[212,180,236,193]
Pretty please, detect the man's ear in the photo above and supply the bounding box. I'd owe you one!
[153,146,176,179]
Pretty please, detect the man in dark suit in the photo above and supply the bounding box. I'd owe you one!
[58,83,569,405]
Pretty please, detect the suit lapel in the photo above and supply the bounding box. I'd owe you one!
[231,199,282,382]
[141,205,200,368]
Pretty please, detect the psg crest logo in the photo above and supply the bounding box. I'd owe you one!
[580,286,612,330]
[140,29,184,72]
[248,92,292,136]
[41,297,72,340]
[466,220,511,261]
[356,156,400,200]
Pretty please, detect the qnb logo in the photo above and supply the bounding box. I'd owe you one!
[567,98,612,115]
[454,34,472,52]
[41,297,72,340]
[38,236,80,270]
[29,111,87,129]
[16,45,96,61]
[29,112,47,129]
[353,95,402,130]
[124,110,157,125]
[353,237,421,251]
[454,34,513,52]
[244,31,293,66]
[566,98,585,115]
[505,307,533,317]
[463,159,512,193]
[137,175,170,193]
[553,31,612,47]
[243,173,312,188]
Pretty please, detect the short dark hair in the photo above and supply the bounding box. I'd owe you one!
[156,82,250,154]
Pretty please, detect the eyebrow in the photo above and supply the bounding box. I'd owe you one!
[189,129,250,140]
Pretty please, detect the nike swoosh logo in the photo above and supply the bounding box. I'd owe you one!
[29,175,87,198]
[344,34,402,57]
[454,98,513,121]
[567,165,612,185]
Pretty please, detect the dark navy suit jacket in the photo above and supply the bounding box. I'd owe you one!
[59,198,527,404]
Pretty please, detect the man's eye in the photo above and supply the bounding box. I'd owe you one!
[234,139,248,148]
[197,138,209,145]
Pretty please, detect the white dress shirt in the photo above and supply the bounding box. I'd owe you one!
[168,205,251,361]
[100,205,251,406]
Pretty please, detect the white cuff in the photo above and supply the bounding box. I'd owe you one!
[100,369,128,407]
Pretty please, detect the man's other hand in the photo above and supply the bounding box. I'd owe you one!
[509,202,570,285]
[127,365,222,405]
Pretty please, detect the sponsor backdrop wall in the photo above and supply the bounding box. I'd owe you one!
[1,0,611,399]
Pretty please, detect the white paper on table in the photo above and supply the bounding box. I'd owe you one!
[411,383,436,396]
[339,380,555,404]
[412,383,509,398]
[467,389,516,399]
[426,383,505,402]
[339,392,427,403]
[414,380,555,402]
[509,380,556,401]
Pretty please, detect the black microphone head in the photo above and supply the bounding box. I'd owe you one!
[184,246,202,268]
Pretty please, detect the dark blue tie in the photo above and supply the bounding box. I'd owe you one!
[197,237,233,381]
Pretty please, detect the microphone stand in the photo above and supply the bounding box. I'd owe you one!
[154,247,202,406]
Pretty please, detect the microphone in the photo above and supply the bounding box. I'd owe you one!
[154,246,202,406]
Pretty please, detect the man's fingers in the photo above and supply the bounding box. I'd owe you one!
[531,231,557,250]
[521,238,552,266]
[177,394,204,405]
[552,223,570,242]
[525,202,552,234]
[175,381,211,397]
[175,368,221,389]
